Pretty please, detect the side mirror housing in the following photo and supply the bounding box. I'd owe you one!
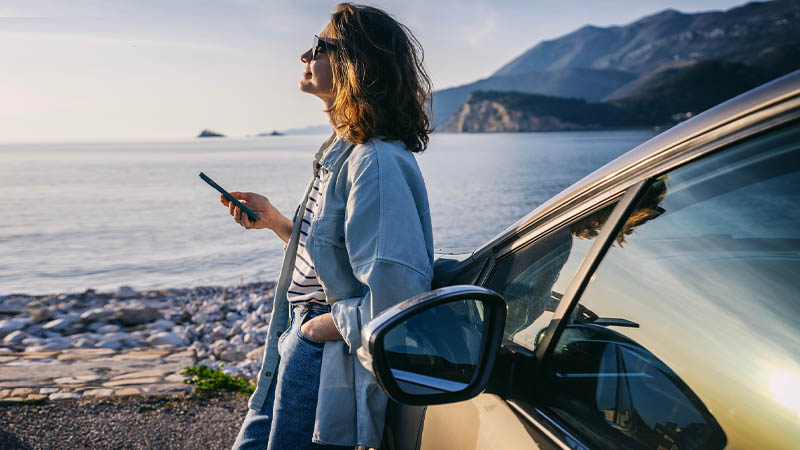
[357,285,506,406]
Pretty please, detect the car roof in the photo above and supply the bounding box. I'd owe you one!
[473,69,800,258]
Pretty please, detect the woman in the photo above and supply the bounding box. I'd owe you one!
[223,4,434,449]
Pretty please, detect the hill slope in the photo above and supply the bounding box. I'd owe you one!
[442,60,783,132]
[493,0,800,76]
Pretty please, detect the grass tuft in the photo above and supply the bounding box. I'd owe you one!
[180,365,255,395]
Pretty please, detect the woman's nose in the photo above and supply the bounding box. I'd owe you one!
[300,48,312,63]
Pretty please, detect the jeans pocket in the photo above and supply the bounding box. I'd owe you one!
[297,311,326,347]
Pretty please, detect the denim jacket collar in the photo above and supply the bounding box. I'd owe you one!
[316,133,354,174]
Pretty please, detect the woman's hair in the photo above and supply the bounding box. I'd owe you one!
[327,3,433,153]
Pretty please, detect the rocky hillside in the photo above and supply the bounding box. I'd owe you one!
[442,59,781,132]
[493,0,799,76]
[435,0,800,129]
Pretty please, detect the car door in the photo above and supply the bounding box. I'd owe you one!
[418,200,622,450]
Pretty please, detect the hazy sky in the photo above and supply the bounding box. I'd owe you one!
[1,0,750,142]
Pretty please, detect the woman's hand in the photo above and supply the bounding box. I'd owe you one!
[220,192,293,243]
[300,313,343,342]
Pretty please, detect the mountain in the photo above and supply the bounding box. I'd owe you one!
[442,59,779,132]
[492,0,799,76]
[434,0,800,128]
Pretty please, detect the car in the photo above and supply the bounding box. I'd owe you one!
[358,69,800,450]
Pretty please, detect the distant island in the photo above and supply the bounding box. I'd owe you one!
[255,130,284,136]
[197,129,225,138]
[436,0,800,132]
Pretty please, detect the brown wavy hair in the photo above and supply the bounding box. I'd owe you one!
[327,3,433,153]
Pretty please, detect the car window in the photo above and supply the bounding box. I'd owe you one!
[485,202,617,351]
[541,122,800,450]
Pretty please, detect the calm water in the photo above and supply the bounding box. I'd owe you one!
[0,131,656,295]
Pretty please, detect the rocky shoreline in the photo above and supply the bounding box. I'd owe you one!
[0,282,276,401]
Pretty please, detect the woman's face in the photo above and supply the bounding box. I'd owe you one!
[299,23,335,105]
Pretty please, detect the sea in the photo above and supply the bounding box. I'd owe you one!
[0,131,657,295]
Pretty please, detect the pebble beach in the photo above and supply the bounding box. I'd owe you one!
[0,282,276,403]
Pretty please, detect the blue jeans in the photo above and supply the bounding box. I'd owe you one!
[232,304,352,450]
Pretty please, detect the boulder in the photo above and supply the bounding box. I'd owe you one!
[114,306,160,326]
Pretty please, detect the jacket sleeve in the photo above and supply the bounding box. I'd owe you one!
[331,143,433,354]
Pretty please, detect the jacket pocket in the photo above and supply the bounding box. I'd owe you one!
[308,216,361,300]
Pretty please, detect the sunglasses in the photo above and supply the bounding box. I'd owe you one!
[311,34,338,61]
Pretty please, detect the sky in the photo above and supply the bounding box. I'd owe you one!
[1,0,752,143]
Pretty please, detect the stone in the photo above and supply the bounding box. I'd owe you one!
[21,351,58,359]
[95,339,124,350]
[146,332,187,347]
[39,387,60,394]
[102,377,161,387]
[210,325,228,340]
[80,308,115,323]
[82,388,114,398]
[49,392,82,401]
[30,309,54,323]
[111,369,168,380]
[25,394,47,401]
[0,355,18,363]
[113,349,169,360]
[0,389,11,398]
[10,387,34,397]
[227,323,242,338]
[115,387,142,396]
[3,330,29,344]
[116,286,137,298]
[54,375,101,384]
[150,319,176,331]
[32,339,71,351]
[41,318,74,331]
[114,306,160,326]
[0,318,30,336]
[96,324,121,334]
[222,365,243,376]
[165,373,185,383]
[246,347,264,361]
[220,348,245,362]
[57,348,116,360]
[0,304,26,315]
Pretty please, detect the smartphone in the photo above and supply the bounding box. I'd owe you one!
[199,172,261,222]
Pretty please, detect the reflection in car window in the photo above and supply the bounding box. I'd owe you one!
[486,203,617,351]
[543,123,800,450]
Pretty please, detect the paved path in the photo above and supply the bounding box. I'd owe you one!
[0,346,195,402]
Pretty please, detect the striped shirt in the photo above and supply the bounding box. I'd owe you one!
[286,166,328,306]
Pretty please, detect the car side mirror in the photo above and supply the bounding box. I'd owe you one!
[357,285,506,406]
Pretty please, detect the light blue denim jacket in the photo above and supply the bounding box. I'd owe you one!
[249,134,434,447]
